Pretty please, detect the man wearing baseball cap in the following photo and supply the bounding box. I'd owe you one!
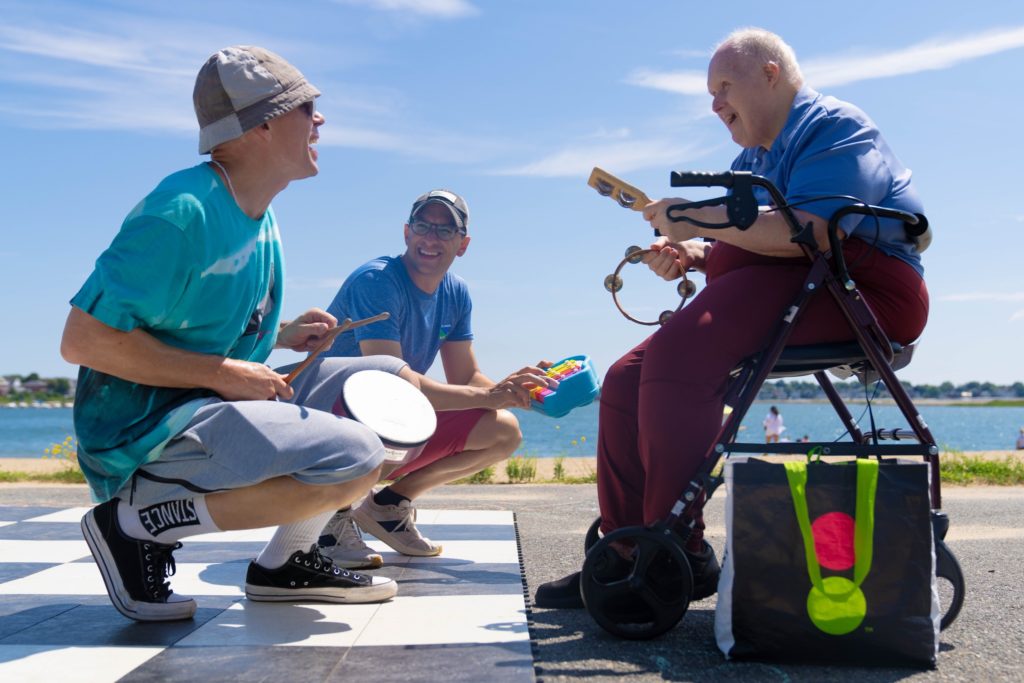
[318,190,548,567]
[61,45,410,621]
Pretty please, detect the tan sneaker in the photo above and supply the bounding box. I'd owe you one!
[353,496,442,557]
[318,508,384,569]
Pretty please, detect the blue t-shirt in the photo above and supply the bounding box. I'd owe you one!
[70,163,284,501]
[321,256,472,374]
[731,86,925,275]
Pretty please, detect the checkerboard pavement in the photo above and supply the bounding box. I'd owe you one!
[0,505,534,682]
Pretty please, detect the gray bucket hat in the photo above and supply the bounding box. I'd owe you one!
[193,45,320,154]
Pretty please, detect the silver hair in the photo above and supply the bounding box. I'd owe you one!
[716,27,804,87]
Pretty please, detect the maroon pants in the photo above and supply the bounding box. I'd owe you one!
[596,240,929,551]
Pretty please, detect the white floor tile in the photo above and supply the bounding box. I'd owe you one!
[0,561,245,596]
[176,600,381,647]
[187,526,277,543]
[355,594,529,646]
[415,540,521,564]
[24,507,92,523]
[0,539,90,564]
[429,510,514,525]
[0,645,163,683]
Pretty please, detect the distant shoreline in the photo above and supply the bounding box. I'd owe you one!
[3,398,1022,409]
[4,451,1022,480]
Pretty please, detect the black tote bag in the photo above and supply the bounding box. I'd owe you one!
[715,457,940,667]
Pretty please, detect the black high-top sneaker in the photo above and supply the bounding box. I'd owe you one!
[81,499,197,621]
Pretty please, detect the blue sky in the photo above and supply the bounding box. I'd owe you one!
[1,0,1022,386]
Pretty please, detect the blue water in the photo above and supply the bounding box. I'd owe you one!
[2,402,1022,459]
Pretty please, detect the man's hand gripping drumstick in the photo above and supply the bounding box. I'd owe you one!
[283,312,390,385]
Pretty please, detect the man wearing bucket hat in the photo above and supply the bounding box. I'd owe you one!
[61,46,415,621]
[317,189,548,568]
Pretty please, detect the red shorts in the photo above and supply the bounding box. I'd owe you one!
[387,408,488,479]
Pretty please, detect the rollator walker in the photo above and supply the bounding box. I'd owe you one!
[583,169,965,640]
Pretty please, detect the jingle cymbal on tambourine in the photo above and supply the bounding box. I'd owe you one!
[603,274,623,293]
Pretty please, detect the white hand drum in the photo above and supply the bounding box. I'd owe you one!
[341,370,437,465]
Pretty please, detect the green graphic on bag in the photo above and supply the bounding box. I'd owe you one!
[784,459,878,636]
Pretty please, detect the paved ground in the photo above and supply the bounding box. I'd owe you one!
[2,482,1022,681]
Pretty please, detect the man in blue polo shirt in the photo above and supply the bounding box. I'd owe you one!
[317,190,546,567]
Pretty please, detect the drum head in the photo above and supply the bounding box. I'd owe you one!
[342,370,437,447]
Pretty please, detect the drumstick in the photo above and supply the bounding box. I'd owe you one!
[587,167,652,212]
[283,312,391,385]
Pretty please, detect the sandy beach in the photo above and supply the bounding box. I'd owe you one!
[3,451,1021,482]
[0,455,601,483]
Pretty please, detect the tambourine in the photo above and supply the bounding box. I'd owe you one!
[604,246,697,326]
[340,370,437,465]
[588,167,699,326]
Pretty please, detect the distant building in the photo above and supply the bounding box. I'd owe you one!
[0,377,9,396]
[22,379,49,393]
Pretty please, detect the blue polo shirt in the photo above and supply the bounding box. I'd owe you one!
[70,163,284,501]
[732,86,924,275]
[321,256,473,375]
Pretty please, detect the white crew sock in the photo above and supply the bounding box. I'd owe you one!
[255,510,334,569]
[117,496,220,544]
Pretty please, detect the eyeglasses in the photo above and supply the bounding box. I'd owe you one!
[409,220,466,241]
[299,100,316,117]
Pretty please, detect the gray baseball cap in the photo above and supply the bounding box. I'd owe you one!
[193,45,320,154]
[409,189,470,230]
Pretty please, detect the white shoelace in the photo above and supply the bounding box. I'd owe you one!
[330,512,373,551]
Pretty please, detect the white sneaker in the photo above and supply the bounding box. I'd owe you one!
[353,496,442,557]
[318,508,384,569]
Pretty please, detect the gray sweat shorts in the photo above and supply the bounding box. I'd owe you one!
[120,355,408,505]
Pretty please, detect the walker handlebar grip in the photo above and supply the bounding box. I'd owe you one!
[670,171,736,188]
[905,213,929,237]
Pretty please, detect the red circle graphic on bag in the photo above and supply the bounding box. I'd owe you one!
[811,511,855,570]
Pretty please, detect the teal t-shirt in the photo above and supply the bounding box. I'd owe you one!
[70,163,284,501]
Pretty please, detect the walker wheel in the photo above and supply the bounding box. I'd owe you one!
[936,538,965,630]
[581,526,693,639]
[584,517,603,552]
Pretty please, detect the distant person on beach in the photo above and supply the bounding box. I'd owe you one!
[1016,427,1024,450]
[60,46,545,623]
[763,405,785,443]
[317,190,550,568]
[535,27,930,610]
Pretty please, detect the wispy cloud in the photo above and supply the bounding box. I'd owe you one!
[938,291,1024,323]
[805,25,1024,87]
[330,0,478,18]
[0,25,197,77]
[491,138,706,178]
[626,25,1024,95]
[625,69,708,96]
